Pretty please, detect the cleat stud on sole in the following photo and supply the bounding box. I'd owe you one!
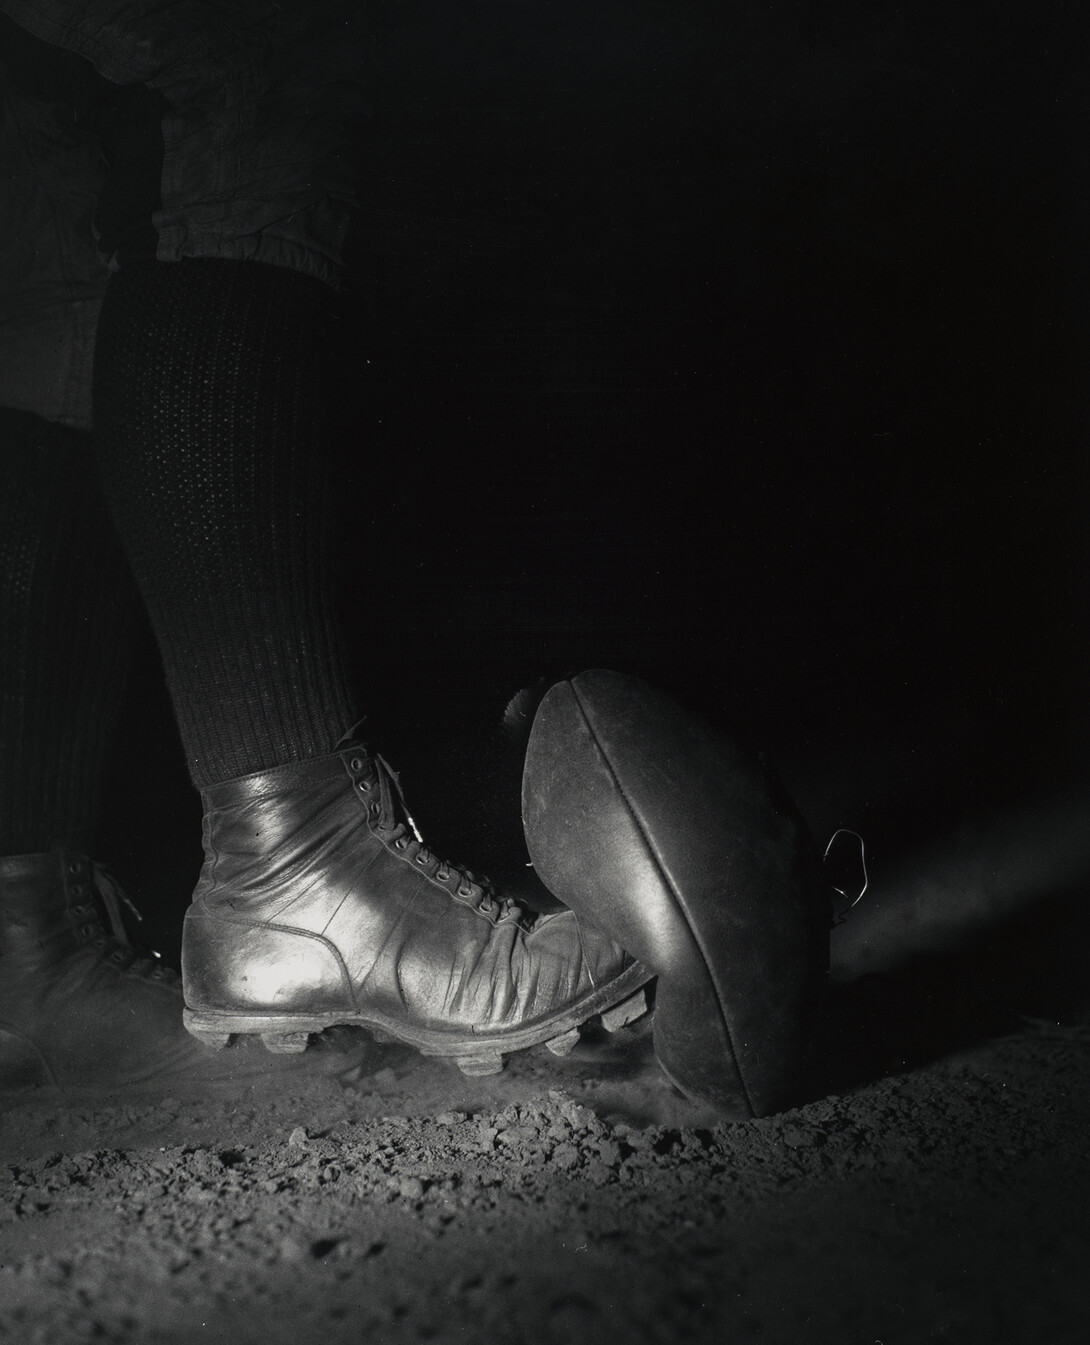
[545,1027,581,1057]
[453,1054,504,1077]
[261,1031,311,1054]
[189,1028,232,1050]
[600,986,649,1033]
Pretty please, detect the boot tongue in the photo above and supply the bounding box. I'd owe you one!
[373,754,424,843]
[88,865,173,975]
[332,725,422,842]
[356,747,527,924]
[91,863,141,948]
[334,719,369,752]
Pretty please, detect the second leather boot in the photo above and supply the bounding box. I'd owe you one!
[0,852,365,1095]
[182,740,651,1074]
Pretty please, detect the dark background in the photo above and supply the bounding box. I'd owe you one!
[100,1,1086,966]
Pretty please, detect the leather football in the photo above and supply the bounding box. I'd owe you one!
[522,669,830,1118]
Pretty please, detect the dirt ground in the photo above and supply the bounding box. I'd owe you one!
[2,867,1087,1345]
[1,7,1083,1339]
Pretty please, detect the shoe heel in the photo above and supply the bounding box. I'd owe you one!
[545,1026,581,1056]
[452,1053,504,1076]
[187,1026,233,1050]
[261,1031,311,1054]
[600,985,650,1033]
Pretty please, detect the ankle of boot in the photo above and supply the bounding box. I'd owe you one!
[195,750,357,899]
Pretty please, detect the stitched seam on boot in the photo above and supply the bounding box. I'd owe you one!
[569,677,755,1119]
[190,913,358,1010]
[573,915,595,992]
[199,803,220,902]
[317,826,385,940]
[353,867,427,1004]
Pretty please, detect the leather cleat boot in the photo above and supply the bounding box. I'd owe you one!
[181,742,652,1074]
[522,670,831,1119]
[0,851,365,1096]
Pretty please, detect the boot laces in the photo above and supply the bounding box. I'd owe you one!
[84,864,175,979]
[370,753,529,924]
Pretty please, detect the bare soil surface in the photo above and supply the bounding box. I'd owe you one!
[2,914,1088,1345]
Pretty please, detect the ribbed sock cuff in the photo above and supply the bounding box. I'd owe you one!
[93,259,361,787]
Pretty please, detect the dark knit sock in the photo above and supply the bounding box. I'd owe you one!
[0,409,141,855]
[92,259,360,788]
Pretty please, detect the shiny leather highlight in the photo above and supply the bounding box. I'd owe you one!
[182,744,650,1059]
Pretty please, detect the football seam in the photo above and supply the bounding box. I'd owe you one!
[568,675,756,1118]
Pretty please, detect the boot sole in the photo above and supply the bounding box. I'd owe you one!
[183,962,652,1076]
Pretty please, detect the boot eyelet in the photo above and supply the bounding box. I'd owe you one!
[395,837,408,850]
[457,884,473,898]
[68,861,82,876]
[350,756,365,772]
[369,801,380,815]
[415,853,428,866]
[80,922,96,938]
[358,780,372,793]
[70,883,86,898]
[436,868,450,881]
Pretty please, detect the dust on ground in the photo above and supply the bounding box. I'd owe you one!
[2,965,1088,1345]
